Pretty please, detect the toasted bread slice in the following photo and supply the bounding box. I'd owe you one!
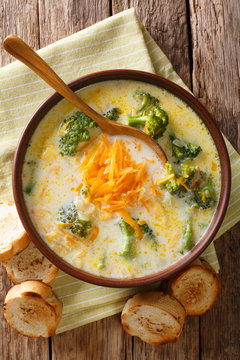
[121,291,185,345]
[3,280,62,337]
[0,201,30,260]
[164,260,220,316]
[2,241,59,284]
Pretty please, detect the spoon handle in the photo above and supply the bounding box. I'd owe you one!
[3,35,111,132]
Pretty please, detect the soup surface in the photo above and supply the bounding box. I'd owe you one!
[23,80,221,278]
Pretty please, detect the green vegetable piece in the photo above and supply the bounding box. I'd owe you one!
[24,160,37,196]
[165,178,186,197]
[165,161,174,175]
[81,187,89,196]
[24,182,35,195]
[162,161,187,198]
[57,203,92,238]
[170,134,201,161]
[180,164,196,177]
[197,222,208,229]
[134,219,158,249]
[134,90,159,113]
[162,160,216,210]
[58,110,97,156]
[194,178,216,209]
[127,91,168,139]
[119,218,136,259]
[181,215,193,251]
[103,107,120,121]
[98,252,107,269]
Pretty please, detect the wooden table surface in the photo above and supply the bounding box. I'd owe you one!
[0,1,239,359]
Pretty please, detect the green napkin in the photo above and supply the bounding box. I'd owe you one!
[0,9,239,333]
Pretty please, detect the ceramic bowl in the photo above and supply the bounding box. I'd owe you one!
[12,70,231,287]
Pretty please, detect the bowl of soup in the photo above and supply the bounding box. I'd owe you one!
[12,70,231,287]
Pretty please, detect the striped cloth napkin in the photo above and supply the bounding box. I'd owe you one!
[0,9,239,334]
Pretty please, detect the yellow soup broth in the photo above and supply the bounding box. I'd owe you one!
[23,80,221,278]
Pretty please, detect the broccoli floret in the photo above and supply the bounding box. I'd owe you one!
[180,164,196,177]
[194,178,216,209]
[170,134,201,161]
[161,161,196,198]
[119,218,136,259]
[127,91,168,139]
[162,161,187,197]
[165,161,174,175]
[57,203,92,238]
[165,179,186,196]
[162,162,216,209]
[134,90,159,112]
[103,107,121,121]
[58,111,97,156]
[135,220,158,248]
[163,162,196,196]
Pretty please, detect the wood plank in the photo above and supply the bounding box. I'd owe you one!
[200,227,240,360]
[38,0,110,47]
[0,0,40,66]
[52,314,132,360]
[189,0,240,144]
[189,0,240,359]
[0,265,49,360]
[112,0,192,88]
[0,1,49,358]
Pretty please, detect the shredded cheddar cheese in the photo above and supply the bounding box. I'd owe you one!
[118,209,143,240]
[59,120,73,136]
[156,174,175,184]
[176,178,191,192]
[79,134,148,214]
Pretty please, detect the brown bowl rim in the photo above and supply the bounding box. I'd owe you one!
[12,69,231,288]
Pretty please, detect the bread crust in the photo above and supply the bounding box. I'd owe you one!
[163,259,220,316]
[121,291,185,345]
[2,241,59,284]
[0,201,30,260]
[3,281,62,337]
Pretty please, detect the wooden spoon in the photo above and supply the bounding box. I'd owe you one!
[3,35,167,164]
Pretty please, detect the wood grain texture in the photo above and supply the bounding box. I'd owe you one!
[112,0,192,88]
[0,0,40,66]
[0,265,49,360]
[201,226,240,360]
[189,0,240,359]
[38,0,110,47]
[189,0,240,144]
[52,315,131,360]
[0,1,49,359]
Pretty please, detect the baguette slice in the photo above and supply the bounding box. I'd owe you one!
[121,291,185,345]
[2,241,59,284]
[0,201,30,260]
[163,260,220,316]
[3,281,62,337]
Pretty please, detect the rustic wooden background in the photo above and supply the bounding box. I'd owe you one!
[0,0,239,359]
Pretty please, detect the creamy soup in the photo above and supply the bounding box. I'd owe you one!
[22,80,220,278]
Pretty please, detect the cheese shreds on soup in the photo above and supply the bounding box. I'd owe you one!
[22,80,220,278]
